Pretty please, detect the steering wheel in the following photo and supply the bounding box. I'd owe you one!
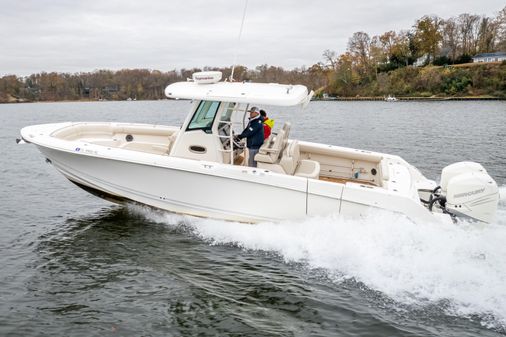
[231,132,244,150]
[218,122,230,134]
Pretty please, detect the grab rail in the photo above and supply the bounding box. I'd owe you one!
[217,120,237,164]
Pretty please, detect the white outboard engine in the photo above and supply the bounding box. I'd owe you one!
[429,162,499,223]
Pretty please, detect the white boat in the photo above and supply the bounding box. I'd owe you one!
[385,95,398,102]
[19,71,499,224]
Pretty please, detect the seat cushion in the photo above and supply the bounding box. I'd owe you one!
[279,140,300,175]
[256,130,285,163]
[294,159,320,179]
[255,152,277,163]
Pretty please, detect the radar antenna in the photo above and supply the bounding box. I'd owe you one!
[230,0,248,82]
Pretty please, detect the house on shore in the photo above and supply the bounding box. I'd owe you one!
[414,54,430,67]
[472,52,506,63]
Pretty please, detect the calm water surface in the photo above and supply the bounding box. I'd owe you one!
[1,100,505,336]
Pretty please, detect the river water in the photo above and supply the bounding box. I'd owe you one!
[1,100,505,336]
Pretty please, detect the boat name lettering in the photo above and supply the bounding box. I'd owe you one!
[75,147,80,152]
[453,188,485,199]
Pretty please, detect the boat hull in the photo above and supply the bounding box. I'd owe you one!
[33,144,438,224]
[37,145,310,222]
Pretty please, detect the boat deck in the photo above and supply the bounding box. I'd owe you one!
[319,176,377,186]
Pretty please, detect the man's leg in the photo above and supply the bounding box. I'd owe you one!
[248,148,259,167]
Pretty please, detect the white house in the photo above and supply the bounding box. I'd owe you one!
[414,54,430,67]
[472,52,506,63]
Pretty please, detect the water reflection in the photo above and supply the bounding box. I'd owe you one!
[26,206,331,336]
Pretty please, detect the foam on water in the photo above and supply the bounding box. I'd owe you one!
[499,185,506,204]
[131,185,506,331]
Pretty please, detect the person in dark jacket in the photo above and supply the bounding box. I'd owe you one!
[237,106,264,167]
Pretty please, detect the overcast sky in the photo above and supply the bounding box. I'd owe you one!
[1,0,504,76]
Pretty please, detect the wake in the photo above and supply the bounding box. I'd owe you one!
[131,185,506,331]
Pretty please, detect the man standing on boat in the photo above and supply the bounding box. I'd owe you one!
[236,107,264,167]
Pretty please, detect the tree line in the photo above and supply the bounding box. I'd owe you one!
[322,6,506,97]
[1,6,505,103]
[0,66,327,103]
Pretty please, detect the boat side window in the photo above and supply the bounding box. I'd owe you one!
[217,103,235,134]
[187,101,221,133]
[217,103,236,147]
[220,102,235,123]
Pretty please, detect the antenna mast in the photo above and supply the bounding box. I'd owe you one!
[230,0,248,82]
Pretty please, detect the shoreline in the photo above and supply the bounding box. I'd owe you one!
[0,98,170,104]
[317,96,505,101]
[2,96,505,104]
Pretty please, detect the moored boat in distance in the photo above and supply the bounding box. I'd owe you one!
[19,71,499,224]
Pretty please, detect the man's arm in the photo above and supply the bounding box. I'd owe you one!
[238,122,258,139]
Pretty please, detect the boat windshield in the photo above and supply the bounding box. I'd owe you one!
[187,100,221,133]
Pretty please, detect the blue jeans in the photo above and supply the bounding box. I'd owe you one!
[248,148,260,167]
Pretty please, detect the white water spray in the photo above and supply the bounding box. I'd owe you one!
[499,185,506,204]
[130,185,506,331]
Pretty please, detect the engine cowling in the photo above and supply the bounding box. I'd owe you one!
[440,162,499,223]
[440,161,487,193]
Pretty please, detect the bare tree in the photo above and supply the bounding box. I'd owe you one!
[378,31,397,58]
[496,6,506,51]
[348,32,371,65]
[458,13,481,55]
[442,17,460,60]
[370,35,386,64]
[477,16,498,53]
[322,49,338,70]
[347,32,373,78]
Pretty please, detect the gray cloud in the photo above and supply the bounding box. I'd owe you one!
[0,0,504,75]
